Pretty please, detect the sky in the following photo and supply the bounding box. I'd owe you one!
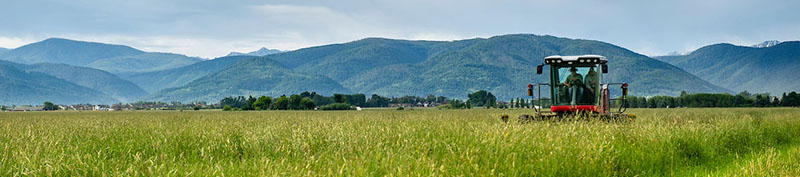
[1,0,798,58]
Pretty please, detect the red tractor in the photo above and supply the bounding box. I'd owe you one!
[518,55,634,122]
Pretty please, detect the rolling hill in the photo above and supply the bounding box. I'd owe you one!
[0,62,118,105]
[124,55,255,92]
[261,34,728,99]
[278,38,440,81]
[86,52,203,74]
[142,34,728,102]
[655,41,800,94]
[25,63,148,102]
[355,35,729,99]
[0,38,203,74]
[141,56,350,102]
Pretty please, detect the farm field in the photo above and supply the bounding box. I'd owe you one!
[1,108,799,176]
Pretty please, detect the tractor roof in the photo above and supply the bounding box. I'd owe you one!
[544,55,607,65]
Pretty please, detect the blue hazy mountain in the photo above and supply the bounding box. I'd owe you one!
[1,35,741,104]
[270,34,728,99]
[86,52,203,74]
[0,61,118,105]
[123,55,256,92]
[0,38,203,74]
[25,63,148,102]
[142,34,729,102]
[141,56,350,102]
[0,47,8,55]
[656,41,800,95]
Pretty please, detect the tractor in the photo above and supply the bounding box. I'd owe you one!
[517,55,634,122]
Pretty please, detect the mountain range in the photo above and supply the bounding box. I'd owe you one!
[0,60,118,105]
[0,38,204,75]
[142,57,350,102]
[1,34,796,105]
[123,55,255,92]
[23,63,147,102]
[141,34,728,102]
[655,41,799,95]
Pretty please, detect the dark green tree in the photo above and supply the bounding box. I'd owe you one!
[300,98,316,110]
[738,90,752,98]
[312,94,335,106]
[366,94,390,107]
[468,90,496,107]
[346,94,366,107]
[426,95,436,103]
[334,94,348,104]
[436,96,448,103]
[300,91,312,98]
[289,94,303,110]
[241,96,257,110]
[273,96,289,110]
[789,92,800,106]
[220,96,247,108]
[253,96,272,110]
[43,102,59,111]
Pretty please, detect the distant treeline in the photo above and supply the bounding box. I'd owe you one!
[622,91,800,108]
[219,91,452,110]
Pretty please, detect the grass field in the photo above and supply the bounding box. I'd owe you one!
[1,108,799,176]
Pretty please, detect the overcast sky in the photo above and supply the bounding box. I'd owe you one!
[1,0,798,58]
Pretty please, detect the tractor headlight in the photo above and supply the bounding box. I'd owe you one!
[557,60,562,63]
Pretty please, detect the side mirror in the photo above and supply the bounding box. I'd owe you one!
[621,83,628,96]
[527,84,533,96]
[536,64,544,74]
[602,64,608,73]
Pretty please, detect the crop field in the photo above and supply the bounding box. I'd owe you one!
[1,108,799,176]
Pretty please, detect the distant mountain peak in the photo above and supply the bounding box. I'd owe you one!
[226,47,283,57]
[751,40,781,48]
[665,51,688,56]
[40,37,139,49]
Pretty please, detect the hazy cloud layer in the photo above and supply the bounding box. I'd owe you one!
[1,0,798,58]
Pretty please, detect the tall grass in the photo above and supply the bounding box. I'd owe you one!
[0,108,798,176]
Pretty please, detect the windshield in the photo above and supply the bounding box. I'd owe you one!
[552,66,599,106]
[557,67,590,84]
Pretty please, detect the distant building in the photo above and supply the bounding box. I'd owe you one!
[94,105,110,111]
[9,106,44,112]
[389,103,413,108]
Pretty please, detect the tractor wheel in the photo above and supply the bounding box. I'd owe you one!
[518,114,535,123]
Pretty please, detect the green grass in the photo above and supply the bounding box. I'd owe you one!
[1,108,799,176]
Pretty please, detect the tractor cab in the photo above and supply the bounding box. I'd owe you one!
[523,55,631,120]
[541,55,606,112]
[508,54,634,122]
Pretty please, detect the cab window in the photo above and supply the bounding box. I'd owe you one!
[552,66,597,106]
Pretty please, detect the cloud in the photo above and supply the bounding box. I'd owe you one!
[0,36,38,49]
